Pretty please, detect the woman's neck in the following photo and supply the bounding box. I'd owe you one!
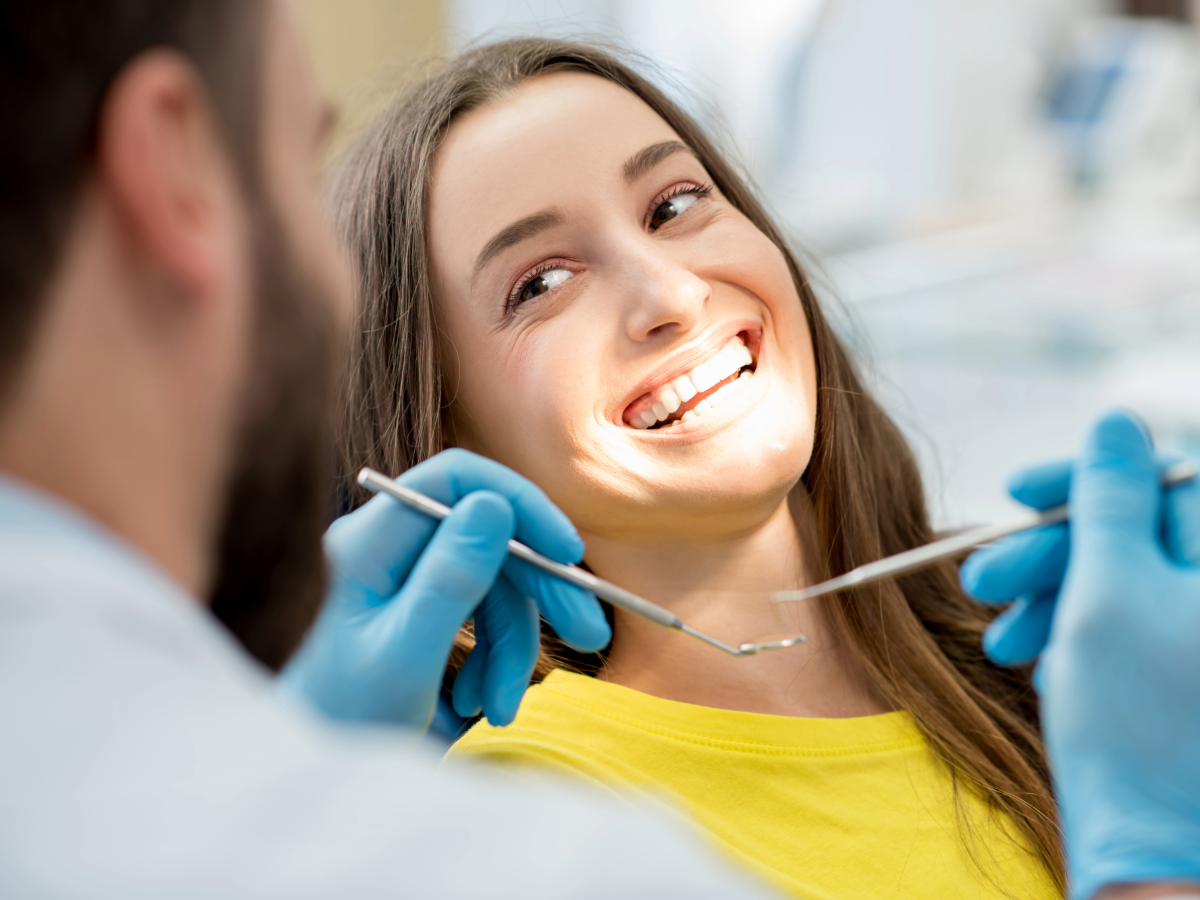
[581,499,890,718]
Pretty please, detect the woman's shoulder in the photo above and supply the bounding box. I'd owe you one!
[447,669,632,758]
[443,669,653,789]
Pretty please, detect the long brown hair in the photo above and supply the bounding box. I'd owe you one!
[327,38,1063,891]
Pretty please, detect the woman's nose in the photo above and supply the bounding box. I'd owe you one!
[619,248,710,343]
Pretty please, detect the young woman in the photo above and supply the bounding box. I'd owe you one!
[328,39,1062,899]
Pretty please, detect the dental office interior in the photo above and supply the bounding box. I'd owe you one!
[297,0,1200,529]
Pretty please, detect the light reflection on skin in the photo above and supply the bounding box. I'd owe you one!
[428,72,885,717]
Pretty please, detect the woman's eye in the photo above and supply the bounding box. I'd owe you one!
[649,191,700,232]
[516,266,573,306]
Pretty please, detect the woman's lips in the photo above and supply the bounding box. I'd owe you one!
[623,333,756,429]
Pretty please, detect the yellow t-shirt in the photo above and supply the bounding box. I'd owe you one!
[446,670,1058,900]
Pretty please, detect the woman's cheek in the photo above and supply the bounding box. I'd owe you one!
[476,338,580,468]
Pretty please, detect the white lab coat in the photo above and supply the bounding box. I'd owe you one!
[0,476,776,899]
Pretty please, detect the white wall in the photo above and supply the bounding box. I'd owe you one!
[445,0,1107,251]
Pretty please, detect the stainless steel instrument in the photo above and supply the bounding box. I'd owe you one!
[771,459,1199,606]
[357,468,806,658]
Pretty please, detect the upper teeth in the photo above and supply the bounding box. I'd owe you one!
[628,335,754,429]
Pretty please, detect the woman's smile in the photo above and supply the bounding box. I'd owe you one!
[617,326,763,434]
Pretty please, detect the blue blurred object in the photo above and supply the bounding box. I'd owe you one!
[1046,25,1134,187]
[1046,17,1200,193]
[281,449,610,732]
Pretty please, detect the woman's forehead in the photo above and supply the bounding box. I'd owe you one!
[428,72,685,261]
[442,71,678,172]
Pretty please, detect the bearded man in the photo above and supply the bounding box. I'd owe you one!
[0,2,770,896]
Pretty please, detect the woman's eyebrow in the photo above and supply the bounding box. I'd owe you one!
[472,210,562,284]
[623,140,692,183]
[470,142,692,285]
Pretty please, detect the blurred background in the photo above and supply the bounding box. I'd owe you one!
[295,0,1200,528]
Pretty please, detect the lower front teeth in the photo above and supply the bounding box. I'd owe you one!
[671,371,751,426]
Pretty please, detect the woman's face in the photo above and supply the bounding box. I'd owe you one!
[428,73,818,543]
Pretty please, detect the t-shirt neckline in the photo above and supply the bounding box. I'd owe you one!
[538,669,923,754]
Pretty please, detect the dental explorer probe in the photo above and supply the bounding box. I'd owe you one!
[357,468,806,658]
[772,459,1200,607]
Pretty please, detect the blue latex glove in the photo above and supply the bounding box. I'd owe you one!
[971,412,1200,899]
[961,445,1200,665]
[280,449,611,733]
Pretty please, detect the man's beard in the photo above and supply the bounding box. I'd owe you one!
[207,202,340,671]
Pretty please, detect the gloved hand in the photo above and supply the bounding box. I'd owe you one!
[973,412,1200,899]
[961,441,1200,666]
[280,449,611,734]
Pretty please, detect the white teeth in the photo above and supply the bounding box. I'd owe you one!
[711,350,739,382]
[660,390,681,414]
[681,409,697,422]
[671,376,697,403]
[693,399,713,416]
[690,362,719,393]
[651,401,669,421]
[638,410,658,428]
[630,416,649,429]
[709,379,740,408]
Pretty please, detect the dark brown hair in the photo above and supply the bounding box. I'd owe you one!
[0,0,264,404]
[328,38,1063,891]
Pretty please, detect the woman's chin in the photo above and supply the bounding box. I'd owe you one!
[594,437,812,536]
[659,454,805,505]
[581,478,802,545]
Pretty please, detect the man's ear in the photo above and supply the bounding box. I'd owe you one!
[96,50,239,300]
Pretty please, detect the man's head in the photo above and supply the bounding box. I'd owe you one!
[0,0,354,668]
